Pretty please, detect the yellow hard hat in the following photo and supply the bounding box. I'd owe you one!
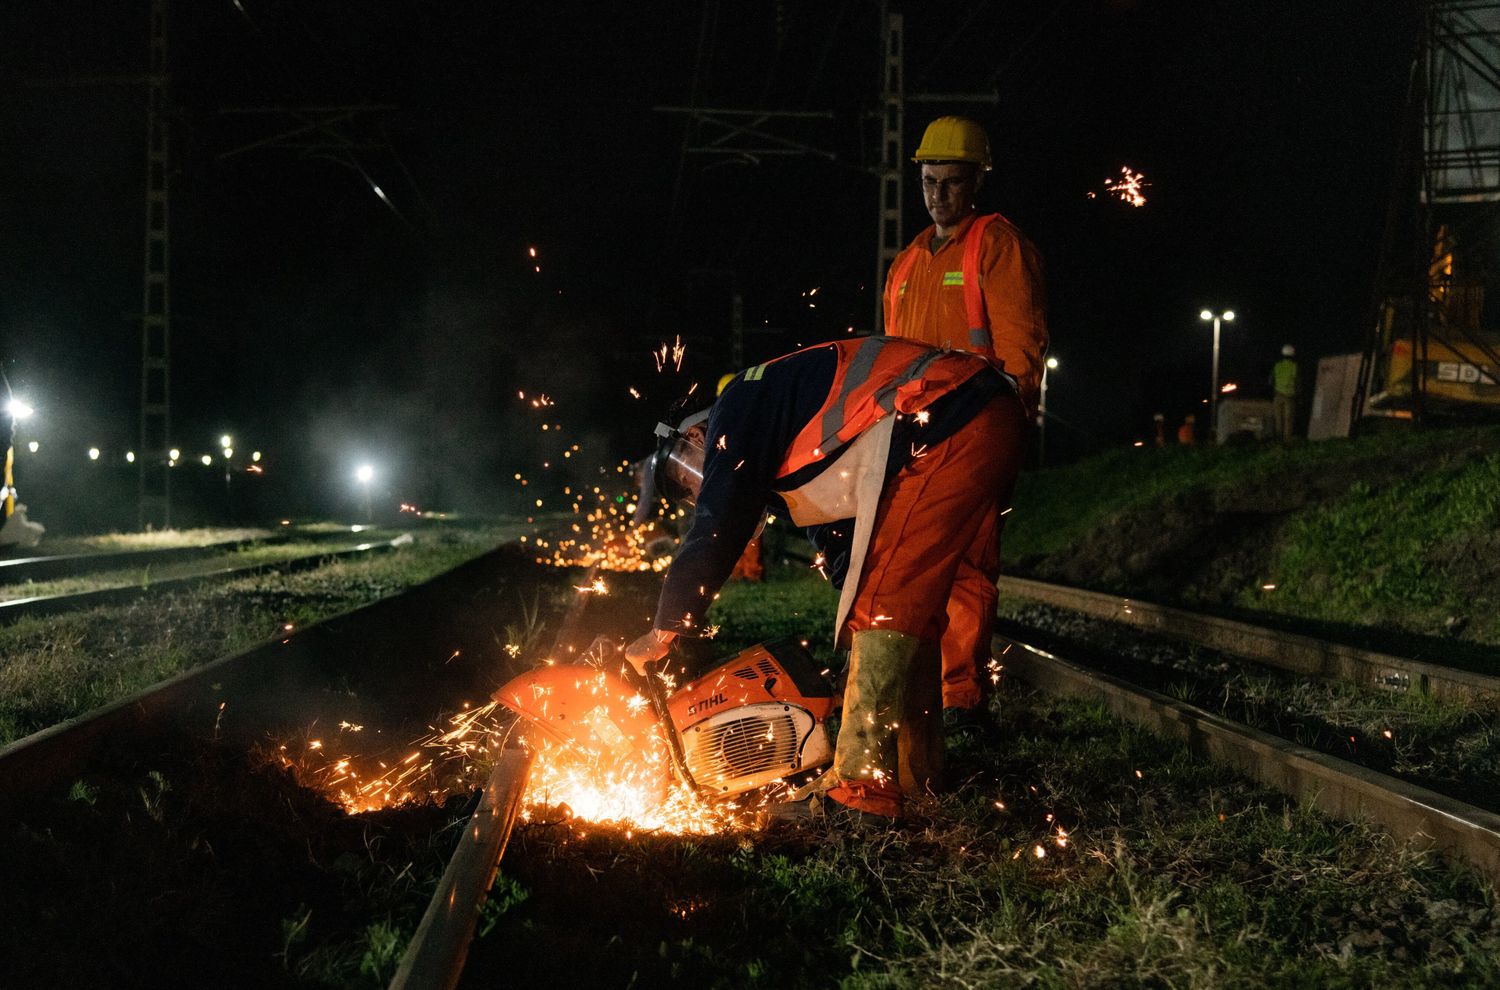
[912,116,992,171]
[716,373,736,396]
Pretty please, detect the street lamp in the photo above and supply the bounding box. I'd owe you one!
[355,464,375,522]
[1038,355,1060,465]
[1199,309,1235,441]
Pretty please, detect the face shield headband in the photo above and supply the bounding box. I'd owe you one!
[651,408,710,507]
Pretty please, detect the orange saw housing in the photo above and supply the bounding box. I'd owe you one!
[495,639,836,800]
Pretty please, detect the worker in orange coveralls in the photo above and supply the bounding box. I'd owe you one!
[882,116,1047,740]
[626,336,1027,824]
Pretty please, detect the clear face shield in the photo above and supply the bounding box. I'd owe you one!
[651,408,710,507]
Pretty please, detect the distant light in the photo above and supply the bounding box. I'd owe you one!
[1046,356,1059,370]
[200,454,212,466]
[6,398,33,420]
[88,447,100,461]
[27,441,39,453]
[223,447,234,459]
[1133,440,1144,447]
[1199,310,1213,321]
[528,246,537,258]
[356,464,374,484]
[220,435,232,449]
[169,448,181,461]
[351,524,367,533]
[126,451,136,463]
[1220,382,1238,394]
[1222,310,1235,322]
[252,451,262,462]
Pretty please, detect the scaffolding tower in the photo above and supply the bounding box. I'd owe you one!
[1357,0,1500,421]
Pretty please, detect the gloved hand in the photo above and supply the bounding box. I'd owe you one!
[625,628,677,675]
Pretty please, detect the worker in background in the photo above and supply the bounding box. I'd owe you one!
[1272,344,1298,439]
[1177,414,1196,446]
[626,336,1027,824]
[882,115,1047,741]
[1152,412,1166,447]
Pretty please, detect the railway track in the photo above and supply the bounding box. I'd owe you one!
[996,574,1500,704]
[992,576,1500,884]
[0,534,409,624]
[0,531,297,584]
[7,549,1495,987]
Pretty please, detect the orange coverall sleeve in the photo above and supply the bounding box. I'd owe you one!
[980,221,1048,412]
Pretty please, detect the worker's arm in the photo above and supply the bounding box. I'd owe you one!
[982,222,1048,412]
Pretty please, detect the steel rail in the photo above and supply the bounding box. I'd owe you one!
[389,563,602,990]
[0,537,406,624]
[996,575,1500,705]
[1000,634,1500,886]
[387,745,534,990]
[0,532,298,584]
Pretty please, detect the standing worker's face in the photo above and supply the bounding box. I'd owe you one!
[920,162,983,230]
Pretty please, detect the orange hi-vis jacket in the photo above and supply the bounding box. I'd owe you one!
[773,336,990,480]
[883,212,1048,412]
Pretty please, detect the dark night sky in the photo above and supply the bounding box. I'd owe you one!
[0,1,1415,517]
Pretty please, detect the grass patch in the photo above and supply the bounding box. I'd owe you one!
[1004,425,1500,646]
[0,524,527,745]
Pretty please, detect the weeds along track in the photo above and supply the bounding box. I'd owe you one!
[995,619,1500,885]
[0,541,596,989]
[0,535,409,624]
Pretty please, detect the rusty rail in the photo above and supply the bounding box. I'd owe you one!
[996,575,1500,706]
[1001,635,1500,885]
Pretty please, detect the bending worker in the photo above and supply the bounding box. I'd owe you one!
[625,335,1027,822]
[883,115,1047,734]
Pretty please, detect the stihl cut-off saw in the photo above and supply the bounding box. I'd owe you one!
[494,638,836,801]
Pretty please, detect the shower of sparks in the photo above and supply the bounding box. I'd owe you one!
[653,336,688,374]
[1088,166,1150,207]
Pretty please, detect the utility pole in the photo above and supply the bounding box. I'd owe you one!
[873,6,904,333]
[139,0,172,529]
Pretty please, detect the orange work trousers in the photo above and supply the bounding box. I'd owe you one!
[844,395,1027,698]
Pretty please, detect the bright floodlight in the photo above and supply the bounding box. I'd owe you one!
[200,454,212,466]
[223,447,233,459]
[252,451,262,462]
[1222,310,1235,321]
[6,398,34,420]
[1046,356,1059,370]
[1199,310,1213,321]
[27,441,39,453]
[88,447,100,461]
[220,434,232,449]
[169,448,181,461]
[126,451,136,463]
[356,464,375,484]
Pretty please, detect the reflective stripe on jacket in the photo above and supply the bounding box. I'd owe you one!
[773,336,988,479]
[886,214,999,359]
